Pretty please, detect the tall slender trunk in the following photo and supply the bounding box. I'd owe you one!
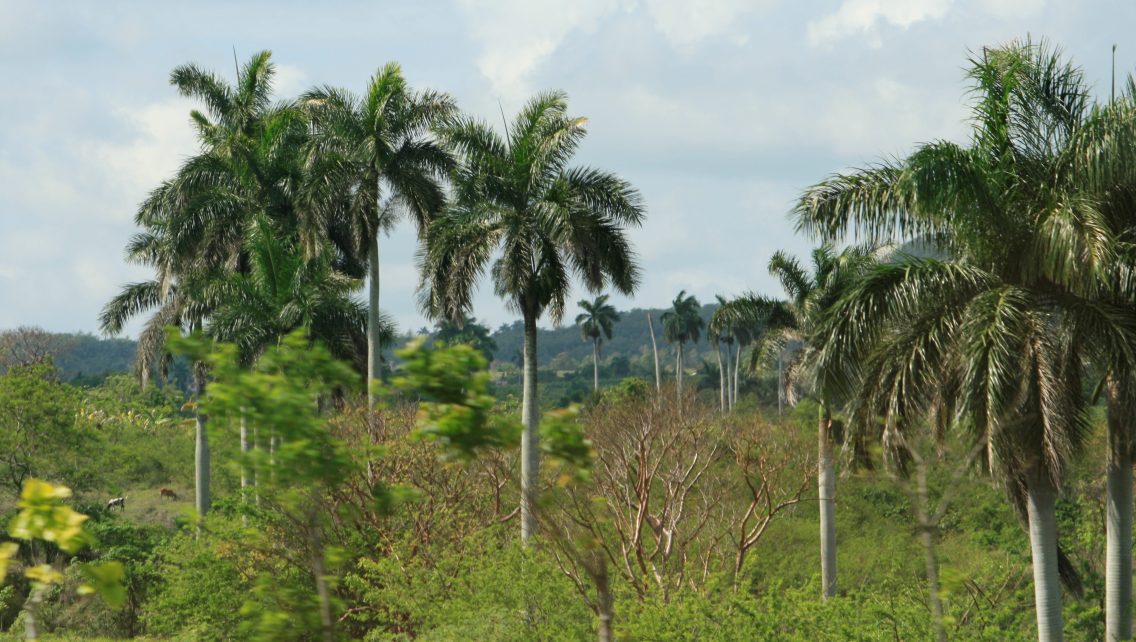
[239,409,249,494]
[716,343,726,413]
[732,343,741,408]
[239,409,250,526]
[194,365,210,532]
[676,343,684,398]
[252,425,260,507]
[520,312,540,541]
[308,499,334,642]
[914,460,947,642]
[777,351,784,417]
[1107,374,1133,642]
[647,314,661,394]
[1026,469,1064,642]
[818,405,836,599]
[367,237,382,410]
[595,558,614,642]
[593,338,600,392]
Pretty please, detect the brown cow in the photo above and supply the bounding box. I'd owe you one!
[159,487,179,501]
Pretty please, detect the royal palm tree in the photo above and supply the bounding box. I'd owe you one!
[302,63,456,409]
[709,295,735,412]
[102,51,293,524]
[419,91,644,541]
[660,290,702,399]
[795,41,1136,640]
[576,295,620,391]
[720,244,879,601]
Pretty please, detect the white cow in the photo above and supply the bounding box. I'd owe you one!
[107,496,127,511]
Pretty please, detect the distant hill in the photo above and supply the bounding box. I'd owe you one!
[0,328,136,382]
[487,303,722,371]
[4,301,732,387]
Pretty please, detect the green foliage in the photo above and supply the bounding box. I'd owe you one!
[394,337,521,458]
[348,530,593,641]
[0,364,84,495]
[430,317,497,362]
[1,479,126,641]
[141,526,247,640]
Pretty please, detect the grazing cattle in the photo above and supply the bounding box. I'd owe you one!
[107,496,126,511]
[159,487,179,500]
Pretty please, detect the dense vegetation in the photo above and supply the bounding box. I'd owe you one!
[6,37,1136,642]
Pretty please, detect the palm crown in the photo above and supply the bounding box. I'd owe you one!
[575,294,619,344]
[660,290,702,346]
[419,90,644,324]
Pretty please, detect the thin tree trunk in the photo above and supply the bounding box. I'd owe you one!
[716,343,726,413]
[777,351,783,417]
[23,584,45,640]
[194,365,210,533]
[593,338,600,392]
[308,500,334,642]
[676,343,684,398]
[818,406,836,600]
[914,459,947,642]
[240,408,249,526]
[252,425,260,507]
[240,409,249,493]
[1026,470,1064,642]
[520,312,540,541]
[367,237,382,410]
[595,558,614,642]
[647,314,661,394]
[732,342,741,408]
[1107,374,1133,642]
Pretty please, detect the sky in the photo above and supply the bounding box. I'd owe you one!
[1,0,1134,337]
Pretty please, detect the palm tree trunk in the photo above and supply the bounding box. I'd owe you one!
[818,405,836,600]
[676,343,684,398]
[914,459,947,642]
[647,314,661,394]
[777,350,784,417]
[239,408,249,526]
[252,425,260,507]
[732,343,741,409]
[240,409,249,494]
[1025,469,1064,642]
[520,311,540,541]
[367,237,382,410]
[194,365,211,532]
[716,343,726,413]
[1106,374,1133,642]
[593,338,600,392]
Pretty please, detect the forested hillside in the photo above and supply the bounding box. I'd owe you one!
[487,303,719,367]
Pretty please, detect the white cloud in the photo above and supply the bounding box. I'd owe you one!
[274,63,309,96]
[457,0,632,101]
[807,0,954,48]
[77,99,198,223]
[977,0,1045,19]
[613,75,966,160]
[642,0,775,48]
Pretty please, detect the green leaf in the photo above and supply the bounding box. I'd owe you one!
[79,561,127,608]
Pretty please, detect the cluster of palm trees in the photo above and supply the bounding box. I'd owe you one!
[100,52,646,543]
[101,40,1136,640]
[713,40,1136,642]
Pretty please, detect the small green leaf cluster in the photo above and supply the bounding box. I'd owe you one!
[1,479,126,610]
[394,337,521,459]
